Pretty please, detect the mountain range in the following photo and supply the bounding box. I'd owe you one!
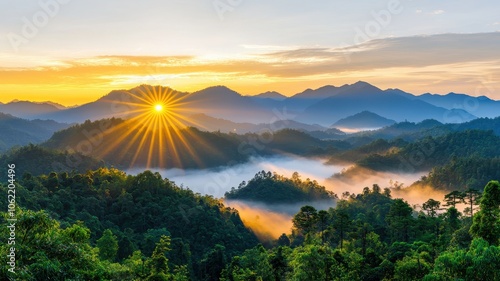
[1,81,499,128]
[0,113,71,152]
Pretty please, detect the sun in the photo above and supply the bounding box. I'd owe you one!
[98,85,208,169]
[154,104,164,112]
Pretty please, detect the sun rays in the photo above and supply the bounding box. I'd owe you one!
[96,85,210,169]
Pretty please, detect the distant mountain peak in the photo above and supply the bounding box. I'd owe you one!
[332,111,396,129]
[7,100,66,109]
[253,91,286,100]
[192,85,242,97]
[353,80,371,86]
[317,85,339,90]
[349,81,381,91]
[97,84,185,103]
[292,85,341,99]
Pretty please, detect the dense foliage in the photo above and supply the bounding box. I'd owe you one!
[417,156,500,190]
[0,144,103,181]
[225,171,337,204]
[331,130,500,193]
[0,168,258,280]
[222,181,500,281]
[1,166,498,279]
[319,116,500,144]
[356,130,500,172]
[1,115,500,279]
[327,138,407,165]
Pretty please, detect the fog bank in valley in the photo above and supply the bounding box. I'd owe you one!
[225,200,335,241]
[128,156,342,198]
[128,156,448,241]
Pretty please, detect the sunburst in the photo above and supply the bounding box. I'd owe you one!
[154,104,164,112]
[97,85,210,169]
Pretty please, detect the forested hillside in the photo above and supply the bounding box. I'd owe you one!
[0,168,258,280]
[0,144,103,181]
[331,130,500,192]
[43,119,350,169]
[225,171,337,204]
[222,181,500,281]
[1,165,499,280]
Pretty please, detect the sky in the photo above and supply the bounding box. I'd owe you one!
[0,0,499,105]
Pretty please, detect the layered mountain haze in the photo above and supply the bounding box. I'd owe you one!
[0,100,65,119]
[0,113,71,152]
[414,92,500,118]
[2,82,496,128]
[295,82,477,126]
[182,114,328,134]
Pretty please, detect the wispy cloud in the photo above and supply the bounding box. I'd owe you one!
[430,10,445,15]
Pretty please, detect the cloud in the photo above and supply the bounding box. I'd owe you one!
[225,199,336,241]
[1,32,500,104]
[261,32,500,77]
[430,10,445,15]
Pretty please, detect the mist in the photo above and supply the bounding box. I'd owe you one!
[127,155,343,198]
[225,200,335,241]
[327,166,425,195]
[127,156,451,241]
[325,165,443,205]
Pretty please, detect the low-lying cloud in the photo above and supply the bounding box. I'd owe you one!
[225,200,335,241]
[128,156,342,198]
[128,156,459,241]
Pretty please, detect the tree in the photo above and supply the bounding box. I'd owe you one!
[97,229,119,261]
[383,188,392,198]
[222,245,273,281]
[394,254,431,281]
[0,209,102,280]
[462,188,482,217]
[292,206,318,235]
[317,210,329,243]
[422,199,441,218]
[470,180,500,245]
[426,238,500,280]
[148,235,172,277]
[331,209,351,249]
[277,233,291,247]
[199,244,227,281]
[269,246,289,281]
[46,172,59,191]
[444,191,464,208]
[386,199,414,242]
[444,207,461,234]
[289,245,334,281]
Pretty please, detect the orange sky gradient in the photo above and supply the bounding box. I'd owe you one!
[1,1,499,105]
[1,44,499,106]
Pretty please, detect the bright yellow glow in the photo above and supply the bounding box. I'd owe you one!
[94,85,209,169]
[154,104,163,112]
[1,55,500,106]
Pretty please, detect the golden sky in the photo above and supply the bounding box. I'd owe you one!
[1,1,499,105]
[1,33,499,106]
